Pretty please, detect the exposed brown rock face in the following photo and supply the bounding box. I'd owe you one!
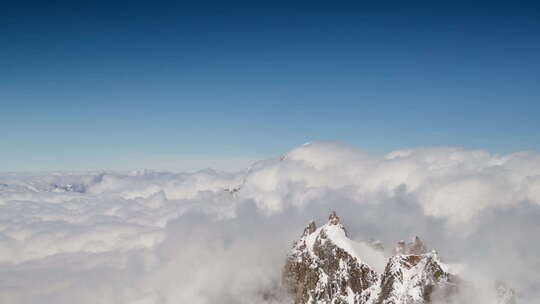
[376,251,457,304]
[283,213,518,304]
[328,211,341,226]
[283,212,378,304]
[303,221,317,237]
[283,212,458,304]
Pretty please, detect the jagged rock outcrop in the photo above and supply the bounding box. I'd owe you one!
[379,236,456,303]
[283,212,379,304]
[376,249,456,304]
[283,212,458,304]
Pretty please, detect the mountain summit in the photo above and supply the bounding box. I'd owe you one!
[283,212,378,304]
[283,212,461,304]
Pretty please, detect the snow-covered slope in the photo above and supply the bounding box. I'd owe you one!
[283,212,379,304]
[283,212,462,304]
[375,251,456,304]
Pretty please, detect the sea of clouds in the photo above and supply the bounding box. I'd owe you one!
[1,141,539,303]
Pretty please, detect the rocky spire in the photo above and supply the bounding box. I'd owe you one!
[284,213,458,304]
[328,210,340,225]
[302,220,317,237]
[327,211,349,237]
[284,213,378,304]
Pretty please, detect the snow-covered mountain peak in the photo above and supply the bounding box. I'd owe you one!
[284,213,518,304]
[293,212,358,262]
[285,212,379,304]
[377,248,456,303]
[284,213,468,304]
[328,210,340,225]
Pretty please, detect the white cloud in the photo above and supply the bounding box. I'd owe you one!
[0,141,539,303]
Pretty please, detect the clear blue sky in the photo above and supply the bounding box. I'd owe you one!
[2,1,539,171]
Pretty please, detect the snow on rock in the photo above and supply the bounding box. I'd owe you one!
[283,213,459,304]
[284,211,379,304]
[375,249,456,304]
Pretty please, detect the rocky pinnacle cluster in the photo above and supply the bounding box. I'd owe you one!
[283,212,515,304]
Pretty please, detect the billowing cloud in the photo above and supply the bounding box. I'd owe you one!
[0,141,539,303]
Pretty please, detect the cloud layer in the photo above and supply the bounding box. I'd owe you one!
[1,141,539,303]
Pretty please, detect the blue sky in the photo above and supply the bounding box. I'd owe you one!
[2,1,539,171]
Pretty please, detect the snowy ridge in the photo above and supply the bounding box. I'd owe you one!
[376,251,456,304]
[293,212,364,265]
[285,212,379,304]
[284,212,461,304]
